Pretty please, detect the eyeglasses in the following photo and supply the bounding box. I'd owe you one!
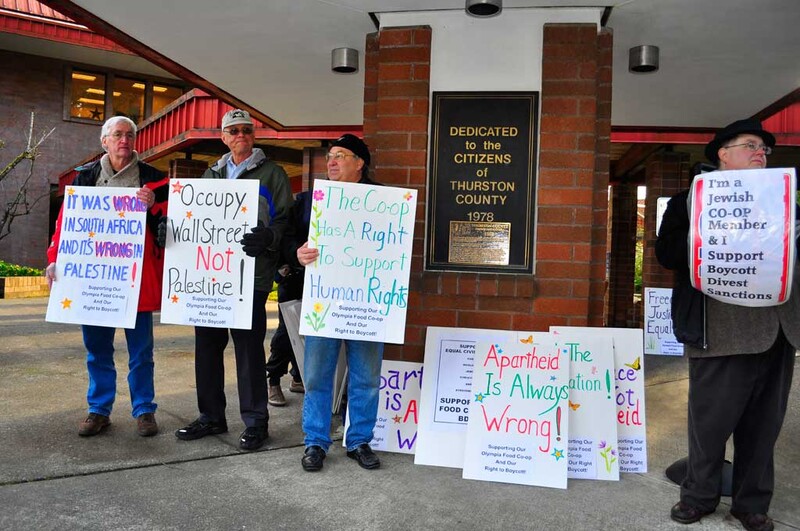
[109,131,135,141]
[723,141,772,155]
[224,127,254,136]
[325,152,358,162]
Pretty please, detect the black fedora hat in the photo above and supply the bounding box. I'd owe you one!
[704,118,776,164]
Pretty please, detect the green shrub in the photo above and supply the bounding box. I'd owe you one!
[0,260,43,277]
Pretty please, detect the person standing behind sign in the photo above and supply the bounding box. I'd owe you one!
[295,134,384,472]
[45,116,168,438]
[656,119,800,531]
[174,109,292,451]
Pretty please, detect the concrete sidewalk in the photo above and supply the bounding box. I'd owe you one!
[1,297,798,530]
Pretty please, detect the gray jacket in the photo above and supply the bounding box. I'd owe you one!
[203,149,292,292]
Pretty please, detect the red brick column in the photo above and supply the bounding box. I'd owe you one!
[607,182,637,326]
[643,151,690,288]
[365,24,610,362]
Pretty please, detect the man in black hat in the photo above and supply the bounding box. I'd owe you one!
[656,119,800,531]
[291,134,386,473]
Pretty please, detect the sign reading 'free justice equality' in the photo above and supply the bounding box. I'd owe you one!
[426,92,539,274]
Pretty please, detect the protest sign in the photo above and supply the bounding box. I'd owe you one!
[160,179,259,329]
[644,287,683,356]
[299,180,417,344]
[415,326,497,468]
[345,360,423,453]
[689,168,796,307]
[552,326,647,473]
[46,186,146,328]
[555,330,618,481]
[462,331,569,488]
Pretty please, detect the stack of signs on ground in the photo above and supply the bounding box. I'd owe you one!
[551,327,647,473]
[462,331,569,488]
[344,360,423,453]
[416,326,646,487]
[159,178,259,329]
[47,186,147,329]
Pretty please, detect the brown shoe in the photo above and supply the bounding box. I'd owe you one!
[78,413,110,437]
[268,385,287,407]
[136,412,158,437]
[289,380,305,393]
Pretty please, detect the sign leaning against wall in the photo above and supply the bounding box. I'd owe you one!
[426,92,539,274]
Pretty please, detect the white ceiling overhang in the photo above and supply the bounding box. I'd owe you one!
[39,0,800,130]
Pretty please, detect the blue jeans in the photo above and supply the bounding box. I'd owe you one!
[302,336,383,452]
[82,312,157,418]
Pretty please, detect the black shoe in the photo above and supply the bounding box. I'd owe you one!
[175,418,228,441]
[670,501,715,524]
[346,443,381,470]
[731,511,774,531]
[301,445,326,472]
[239,426,268,451]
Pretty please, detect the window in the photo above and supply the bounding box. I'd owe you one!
[112,77,145,123]
[69,71,107,121]
[65,67,185,125]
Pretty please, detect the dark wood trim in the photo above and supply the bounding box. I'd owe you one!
[751,88,800,122]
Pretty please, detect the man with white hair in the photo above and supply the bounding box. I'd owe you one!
[46,116,169,438]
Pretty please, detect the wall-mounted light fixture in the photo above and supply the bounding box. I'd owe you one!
[465,0,502,18]
[331,47,359,74]
[628,45,659,73]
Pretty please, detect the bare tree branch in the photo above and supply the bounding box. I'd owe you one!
[0,112,55,240]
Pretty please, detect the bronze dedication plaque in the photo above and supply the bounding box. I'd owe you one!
[425,92,538,274]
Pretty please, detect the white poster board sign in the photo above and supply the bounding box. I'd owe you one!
[415,326,498,468]
[552,327,647,473]
[462,331,569,489]
[557,331,618,481]
[299,180,417,344]
[46,186,146,328]
[160,179,258,329]
[644,287,683,356]
[689,168,796,307]
[344,360,423,453]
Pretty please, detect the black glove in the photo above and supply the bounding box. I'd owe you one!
[156,216,168,248]
[241,220,274,257]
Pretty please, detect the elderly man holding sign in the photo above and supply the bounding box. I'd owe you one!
[295,134,385,472]
[174,109,292,451]
[45,116,168,438]
[657,119,800,531]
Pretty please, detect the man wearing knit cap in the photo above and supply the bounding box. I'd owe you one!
[175,109,293,451]
[656,119,800,531]
[293,134,384,472]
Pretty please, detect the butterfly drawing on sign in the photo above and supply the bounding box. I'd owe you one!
[568,400,580,411]
[624,357,641,371]
[520,334,534,344]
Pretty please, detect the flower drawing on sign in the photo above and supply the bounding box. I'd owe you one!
[309,189,326,263]
[599,440,617,473]
[304,301,330,332]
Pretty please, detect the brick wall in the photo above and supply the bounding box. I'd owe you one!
[366,24,611,362]
[643,151,690,288]
[0,50,101,268]
[607,182,637,326]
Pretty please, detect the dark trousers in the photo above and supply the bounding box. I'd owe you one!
[194,290,269,428]
[266,304,301,386]
[682,330,794,514]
